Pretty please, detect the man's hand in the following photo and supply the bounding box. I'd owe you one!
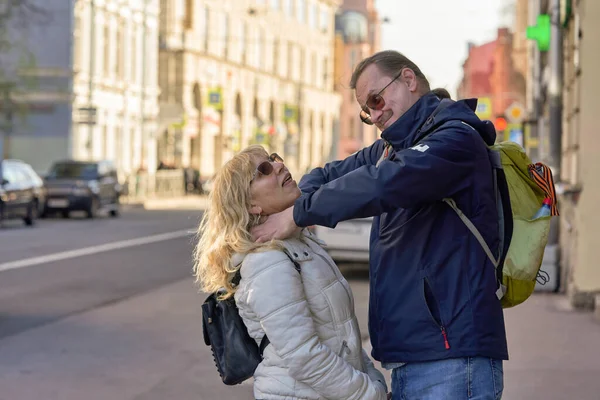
[251,206,301,243]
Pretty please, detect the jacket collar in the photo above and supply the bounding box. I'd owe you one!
[230,229,317,269]
[381,92,441,150]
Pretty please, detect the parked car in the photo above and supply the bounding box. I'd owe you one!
[43,160,121,219]
[314,217,373,263]
[0,159,45,227]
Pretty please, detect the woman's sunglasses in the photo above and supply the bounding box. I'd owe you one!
[359,70,404,125]
[251,153,284,182]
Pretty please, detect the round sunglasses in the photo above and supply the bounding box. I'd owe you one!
[251,153,284,182]
[359,70,404,125]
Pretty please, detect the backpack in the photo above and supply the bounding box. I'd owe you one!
[416,98,559,308]
[202,253,301,385]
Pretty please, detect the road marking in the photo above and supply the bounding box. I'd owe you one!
[0,229,196,273]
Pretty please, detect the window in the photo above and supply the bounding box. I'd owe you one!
[309,3,317,28]
[73,14,82,70]
[270,0,280,10]
[115,125,123,170]
[320,8,329,32]
[202,7,209,51]
[299,47,305,82]
[322,57,329,88]
[240,23,247,64]
[130,27,138,83]
[350,49,357,69]
[296,0,305,23]
[255,28,263,69]
[287,42,294,78]
[312,53,318,83]
[116,22,125,79]
[184,0,193,29]
[284,0,293,17]
[103,22,110,77]
[102,126,109,159]
[273,38,279,74]
[221,12,229,58]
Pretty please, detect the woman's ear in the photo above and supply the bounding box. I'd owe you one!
[249,205,262,215]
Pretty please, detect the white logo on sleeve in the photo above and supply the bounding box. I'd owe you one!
[410,144,430,153]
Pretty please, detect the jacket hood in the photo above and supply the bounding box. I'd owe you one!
[381,93,497,149]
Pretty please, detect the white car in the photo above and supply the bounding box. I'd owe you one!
[314,217,373,263]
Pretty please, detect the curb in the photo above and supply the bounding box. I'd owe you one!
[142,195,209,211]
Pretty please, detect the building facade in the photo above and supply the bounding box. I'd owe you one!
[457,28,528,150]
[554,0,600,311]
[332,0,380,159]
[158,0,342,180]
[1,0,160,178]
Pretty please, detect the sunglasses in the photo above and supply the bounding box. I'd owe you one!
[251,153,284,182]
[359,70,404,125]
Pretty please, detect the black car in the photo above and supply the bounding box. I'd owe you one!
[0,159,45,226]
[43,160,121,219]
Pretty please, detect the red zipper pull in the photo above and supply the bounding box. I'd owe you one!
[441,327,450,350]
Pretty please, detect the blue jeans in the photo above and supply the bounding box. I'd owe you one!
[391,357,503,399]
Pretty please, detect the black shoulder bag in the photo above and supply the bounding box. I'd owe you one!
[202,253,301,385]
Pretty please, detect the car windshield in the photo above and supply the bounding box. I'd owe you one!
[47,163,98,180]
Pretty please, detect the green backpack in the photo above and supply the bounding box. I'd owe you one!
[418,99,559,308]
[444,142,558,308]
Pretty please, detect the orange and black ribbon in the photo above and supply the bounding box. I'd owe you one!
[528,162,559,216]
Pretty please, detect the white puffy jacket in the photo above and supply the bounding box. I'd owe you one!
[234,230,388,400]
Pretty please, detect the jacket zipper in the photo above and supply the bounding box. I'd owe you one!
[424,278,451,350]
[337,340,350,357]
[441,326,450,350]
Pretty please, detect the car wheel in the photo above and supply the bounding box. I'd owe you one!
[109,197,120,217]
[86,198,99,219]
[23,200,38,226]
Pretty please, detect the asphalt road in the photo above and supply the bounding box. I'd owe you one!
[0,209,373,400]
[1,208,598,400]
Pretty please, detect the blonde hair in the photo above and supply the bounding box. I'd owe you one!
[193,145,280,299]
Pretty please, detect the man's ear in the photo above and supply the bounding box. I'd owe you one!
[249,205,262,215]
[402,68,418,92]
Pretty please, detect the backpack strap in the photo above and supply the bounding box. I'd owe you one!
[442,198,506,300]
[257,250,301,356]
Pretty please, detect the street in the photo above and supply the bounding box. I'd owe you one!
[1,207,599,400]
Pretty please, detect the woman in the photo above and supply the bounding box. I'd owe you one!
[194,145,389,400]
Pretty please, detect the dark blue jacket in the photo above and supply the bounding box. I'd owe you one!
[293,93,508,363]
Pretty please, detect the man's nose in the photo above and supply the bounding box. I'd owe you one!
[370,108,384,124]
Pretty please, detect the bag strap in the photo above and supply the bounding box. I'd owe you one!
[443,198,505,300]
[257,250,301,356]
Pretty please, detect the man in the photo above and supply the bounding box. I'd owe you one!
[253,50,507,399]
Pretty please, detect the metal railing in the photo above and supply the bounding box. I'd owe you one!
[120,169,186,204]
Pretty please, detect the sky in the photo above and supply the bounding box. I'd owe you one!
[376,0,515,97]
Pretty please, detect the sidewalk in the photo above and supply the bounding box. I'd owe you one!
[361,293,600,399]
[121,194,210,211]
[502,293,600,399]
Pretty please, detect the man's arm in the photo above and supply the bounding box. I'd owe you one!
[298,139,385,194]
[294,123,486,228]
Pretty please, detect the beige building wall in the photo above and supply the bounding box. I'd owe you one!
[333,0,380,160]
[159,0,341,180]
[560,0,600,302]
[512,0,530,80]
